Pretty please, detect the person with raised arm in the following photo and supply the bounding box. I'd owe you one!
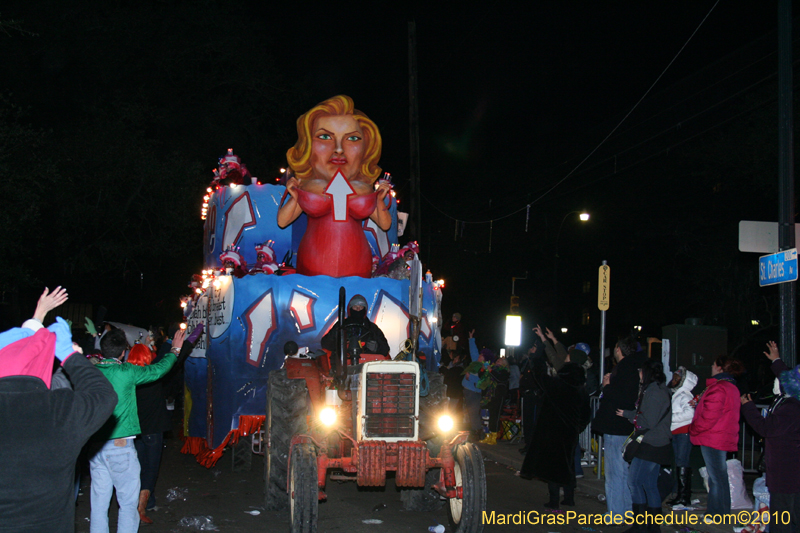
[740,342,800,533]
[0,287,118,533]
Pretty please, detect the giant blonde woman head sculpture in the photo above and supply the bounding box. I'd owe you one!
[286,95,382,183]
[278,95,392,277]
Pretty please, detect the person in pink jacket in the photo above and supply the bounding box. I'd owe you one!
[689,356,744,518]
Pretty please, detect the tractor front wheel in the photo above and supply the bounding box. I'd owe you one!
[447,442,486,533]
[290,443,318,533]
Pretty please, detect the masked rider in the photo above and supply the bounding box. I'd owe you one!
[321,294,390,361]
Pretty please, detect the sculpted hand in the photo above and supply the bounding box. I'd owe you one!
[375,181,392,203]
[33,286,68,323]
[764,341,780,362]
[285,177,300,200]
[47,317,76,361]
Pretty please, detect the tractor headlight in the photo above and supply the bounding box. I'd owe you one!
[320,407,337,427]
[437,414,454,432]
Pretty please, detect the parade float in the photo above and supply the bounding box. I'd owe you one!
[180,97,445,467]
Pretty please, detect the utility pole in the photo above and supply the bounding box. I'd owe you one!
[408,22,422,243]
[778,0,796,367]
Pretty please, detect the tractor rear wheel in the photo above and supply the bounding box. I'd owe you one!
[447,442,486,533]
[290,443,318,533]
[231,436,252,472]
[264,368,309,511]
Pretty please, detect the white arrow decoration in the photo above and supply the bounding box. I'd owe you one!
[324,170,355,221]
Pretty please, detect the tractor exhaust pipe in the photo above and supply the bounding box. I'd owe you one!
[333,286,347,389]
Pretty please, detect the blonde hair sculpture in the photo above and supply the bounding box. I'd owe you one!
[286,95,383,182]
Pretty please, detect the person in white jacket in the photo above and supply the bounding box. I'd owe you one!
[666,366,698,508]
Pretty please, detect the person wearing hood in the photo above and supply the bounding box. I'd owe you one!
[666,366,698,508]
[519,350,591,512]
[321,294,390,358]
[689,355,744,518]
[0,287,118,533]
[617,359,672,532]
[740,341,800,533]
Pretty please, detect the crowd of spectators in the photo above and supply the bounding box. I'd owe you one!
[0,286,203,532]
[439,313,800,533]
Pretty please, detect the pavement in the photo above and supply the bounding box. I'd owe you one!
[476,438,755,533]
[70,423,758,533]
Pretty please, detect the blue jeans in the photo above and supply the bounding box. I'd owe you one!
[463,389,482,432]
[89,439,141,533]
[604,434,632,517]
[135,433,163,509]
[628,457,662,508]
[701,446,730,516]
[672,433,692,468]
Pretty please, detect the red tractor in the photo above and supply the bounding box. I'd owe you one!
[264,288,486,533]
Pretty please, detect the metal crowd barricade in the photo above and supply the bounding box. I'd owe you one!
[579,395,601,474]
[738,404,767,474]
[590,400,768,480]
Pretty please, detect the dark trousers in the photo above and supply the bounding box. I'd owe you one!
[135,432,164,508]
[487,385,508,432]
[520,390,541,444]
[770,492,800,533]
[463,389,483,432]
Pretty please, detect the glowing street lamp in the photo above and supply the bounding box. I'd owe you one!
[505,315,522,346]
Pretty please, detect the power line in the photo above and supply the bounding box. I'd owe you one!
[423,0,722,224]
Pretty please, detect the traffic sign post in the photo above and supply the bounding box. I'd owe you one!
[596,261,609,480]
[759,248,798,287]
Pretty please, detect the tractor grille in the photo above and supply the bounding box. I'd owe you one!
[363,372,416,438]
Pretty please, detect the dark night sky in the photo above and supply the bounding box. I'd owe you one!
[2,0,796,350]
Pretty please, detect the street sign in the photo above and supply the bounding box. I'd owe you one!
[739,220,800,253]
[598,264,610,310]
[759,248,798,287]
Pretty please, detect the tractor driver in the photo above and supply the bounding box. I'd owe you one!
[321,294,390,359]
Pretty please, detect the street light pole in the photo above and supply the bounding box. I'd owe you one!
[553,211,590,309]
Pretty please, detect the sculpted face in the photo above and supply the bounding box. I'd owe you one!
[310,114,364,181]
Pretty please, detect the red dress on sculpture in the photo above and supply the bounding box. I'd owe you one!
[295,187,377,278]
